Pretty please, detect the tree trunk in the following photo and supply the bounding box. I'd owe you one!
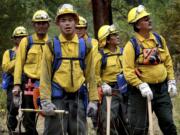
[92,0,112,39]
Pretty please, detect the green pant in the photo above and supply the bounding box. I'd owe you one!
[128,81,177,135]
[44,92,87,135]
[98,90,129,135]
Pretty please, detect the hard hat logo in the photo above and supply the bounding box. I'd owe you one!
[35,14,49,20]
[32,10,51,22]
[128,5,150,23]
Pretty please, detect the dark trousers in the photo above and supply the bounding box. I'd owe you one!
[98,83,130,135]
[6,86,18,131]
[44,91,87,135]
[21,78,38,135]
[128,81,177,135]
[21,95,38,135]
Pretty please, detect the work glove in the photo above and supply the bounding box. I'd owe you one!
[138,83,153,100]
[12,85,21,108]
[168,80,177,98]
[41,100,57,116]
[87,101,98,128]
[101,82,112,96]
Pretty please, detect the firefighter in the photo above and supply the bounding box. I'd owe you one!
[123,5,177,135]
[2,26,28,134]
[75,15,98,57]
[39,4,99,135]
[12,10,51,135]
[95,25,129,135]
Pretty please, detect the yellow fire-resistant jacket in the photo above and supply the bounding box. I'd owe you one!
[123,32,175,87]
[14,33,49,85]
[2,47,16,74]
[40,34,98,101]
[95,46,123,86]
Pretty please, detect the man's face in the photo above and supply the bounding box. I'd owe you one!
[108,34,120,46]
[33,21,49,35]
[137,16,152,31]
[75,27,87,38]
[57,14,76,36]
[13,36,25,46]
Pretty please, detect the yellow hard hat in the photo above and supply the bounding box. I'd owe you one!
[12,26,28,37]
[32,10,51,22]
[127,5,150,23]
[55,4,78,23]
[76,16,87,28]
[98,25,118,48]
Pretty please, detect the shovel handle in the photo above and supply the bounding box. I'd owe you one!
[147,97,153,135]
[20,108,68,114]
[106,96,112,135]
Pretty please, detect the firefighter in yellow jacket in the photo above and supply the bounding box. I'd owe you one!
[95,25,129,135]
[12,10,51,135]
[2,26,28,134]
[123,5,177,135]
[75,15,98,57]
[39,4,98,135]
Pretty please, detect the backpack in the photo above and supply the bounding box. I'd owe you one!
[99,47,128,93]
[99,47,123,70]
[130,32,163,60]
[1,50,15,90]
[50,36,90,108]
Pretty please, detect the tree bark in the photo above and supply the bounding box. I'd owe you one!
[92,0,112,38]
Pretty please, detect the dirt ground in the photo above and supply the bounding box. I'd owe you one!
[0,113,163,135]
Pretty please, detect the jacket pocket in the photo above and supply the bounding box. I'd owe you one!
[26,49,38,64]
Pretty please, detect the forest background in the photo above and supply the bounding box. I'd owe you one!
[0,0,179,134]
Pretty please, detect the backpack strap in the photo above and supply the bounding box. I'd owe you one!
[52,36,62,73]
[130,37,141,60]
[24,35,34,61]
[87,37,92,43]
[9,49,15,61]
[99,49,108,70]
[153,32,162,48]
[27,35,34,53]
[79,38,86,70]
[120,47,124,55]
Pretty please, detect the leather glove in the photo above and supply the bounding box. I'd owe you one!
[87,101,98,128]
[12,85,21,107]
[138,83,153,100]
[41,100,56,116]
[101,82,112,96]
[13,95,20,108]
[168,80,177,98]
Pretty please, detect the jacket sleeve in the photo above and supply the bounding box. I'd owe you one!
[84,48,99,101]
[14,38,28,85]
[123,41,143,87]
[161,36,175,80]
[94,52,103,86]
[2,50,15,73]
[39,44,53,101]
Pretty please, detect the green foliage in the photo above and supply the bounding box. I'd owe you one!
[0,0,27,60]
